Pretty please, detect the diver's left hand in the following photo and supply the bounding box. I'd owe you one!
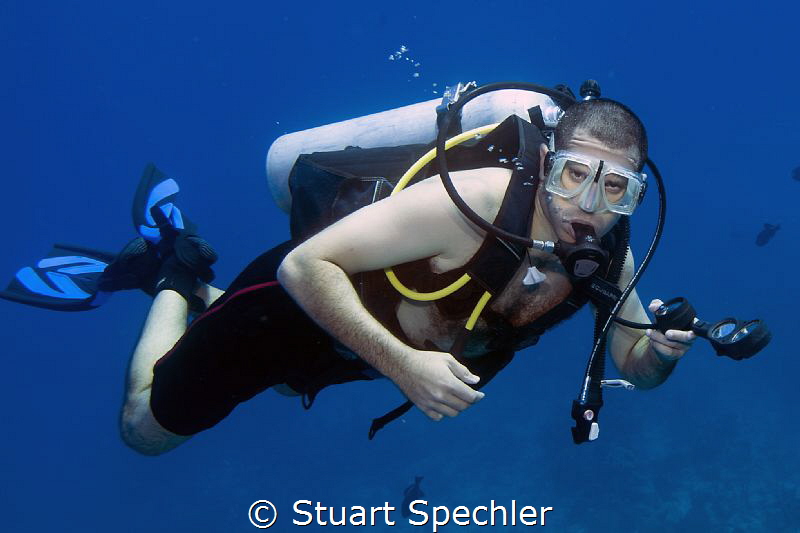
[646,299,697,361]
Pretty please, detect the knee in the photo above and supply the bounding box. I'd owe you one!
[120,392,190,456]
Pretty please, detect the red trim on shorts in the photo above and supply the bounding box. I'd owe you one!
[200,280,280,319]
[156,280,281,363]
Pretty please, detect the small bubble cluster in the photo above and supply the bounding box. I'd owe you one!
[388,45,421,79]
[388,46,442,95]
[387,45,409,60]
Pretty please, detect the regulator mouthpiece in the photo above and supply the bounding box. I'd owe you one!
[555,223,609,278]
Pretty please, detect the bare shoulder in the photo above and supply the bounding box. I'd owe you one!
[290,167,513,275]
[431,165,513,206]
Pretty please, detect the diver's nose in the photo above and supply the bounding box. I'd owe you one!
[578,182,601,212]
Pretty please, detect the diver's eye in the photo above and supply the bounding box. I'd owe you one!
[603,174,629,202]
[563,162,590,187]
[570,169,587,181]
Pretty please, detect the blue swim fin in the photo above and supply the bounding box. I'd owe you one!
[130,163,216,286]
[132,162,197,244]
[0,244,116,311]
[1,163,213,312]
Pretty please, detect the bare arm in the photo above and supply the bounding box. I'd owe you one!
[606,250,696,389]
[277,169,510,418]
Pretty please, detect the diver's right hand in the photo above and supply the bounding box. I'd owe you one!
[391,350,485,421]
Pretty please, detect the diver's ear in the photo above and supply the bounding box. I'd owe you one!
[539,143,550,181]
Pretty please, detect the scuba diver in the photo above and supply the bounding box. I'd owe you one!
[5,80,764,456]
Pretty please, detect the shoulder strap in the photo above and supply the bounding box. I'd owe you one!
[463,116,547,295]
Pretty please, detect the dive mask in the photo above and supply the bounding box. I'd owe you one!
[545,150,646,215]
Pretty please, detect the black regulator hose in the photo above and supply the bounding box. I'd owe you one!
[571,157,667,443]
[433,81,668,443]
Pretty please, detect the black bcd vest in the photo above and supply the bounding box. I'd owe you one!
[286,112,630,437]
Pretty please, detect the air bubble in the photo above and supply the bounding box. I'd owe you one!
[389,45,422,82]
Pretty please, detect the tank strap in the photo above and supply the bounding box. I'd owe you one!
[462,116,546,294]
[527,105,546,130]
[368,335,516,441]
[369,401,413,439]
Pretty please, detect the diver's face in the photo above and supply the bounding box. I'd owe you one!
[538,129,639,243]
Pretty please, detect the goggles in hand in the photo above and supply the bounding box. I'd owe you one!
[544,150,647,215]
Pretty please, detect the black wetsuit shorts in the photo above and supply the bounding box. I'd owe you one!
[149,240,374,436]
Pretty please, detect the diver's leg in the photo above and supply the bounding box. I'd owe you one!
[196,283,224,309]
[119,241,220,455]
[119,278,224,455]
[121,241,305,455]
[120,289,191,456]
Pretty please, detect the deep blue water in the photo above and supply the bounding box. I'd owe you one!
[1,1,798,532]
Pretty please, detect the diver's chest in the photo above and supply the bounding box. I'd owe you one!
[488,261,574,327]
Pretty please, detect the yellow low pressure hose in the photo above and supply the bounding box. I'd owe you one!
[384,123,499,301]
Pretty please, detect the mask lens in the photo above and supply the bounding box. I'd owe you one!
[711,320,737,340]
[731,321,759,343]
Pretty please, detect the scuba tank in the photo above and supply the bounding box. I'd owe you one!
[265,84,564,212]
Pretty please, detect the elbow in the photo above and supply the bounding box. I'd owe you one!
[628,376,662,391]
[278,244,349,299]
[616,335,671,390]
[278,245,331,292]
[618,366,645,389]
[619,363,669,391]
[277,247,312,293]
[276,248,299,287]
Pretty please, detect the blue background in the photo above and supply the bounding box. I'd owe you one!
[1,1,797,531]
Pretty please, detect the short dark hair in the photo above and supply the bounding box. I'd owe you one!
[554,99,648,171]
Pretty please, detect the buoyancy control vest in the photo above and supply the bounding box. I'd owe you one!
[286,112,630,436]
